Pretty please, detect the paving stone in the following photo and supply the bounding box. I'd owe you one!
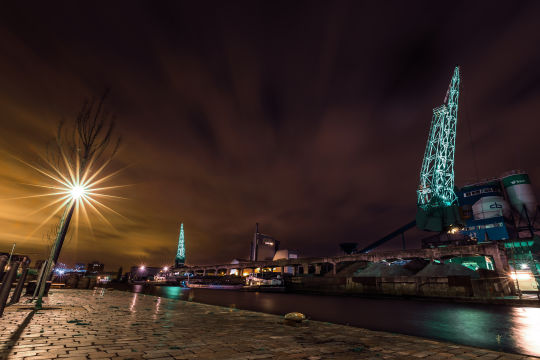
[1,289,539,360]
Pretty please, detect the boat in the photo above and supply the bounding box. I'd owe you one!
[128,278,184,286]
[242,285,286,292]
[245,274,283,286]
[186,283,243,290]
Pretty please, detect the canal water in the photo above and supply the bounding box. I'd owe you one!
[125,285,540,357]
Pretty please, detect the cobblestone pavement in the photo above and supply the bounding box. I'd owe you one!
[1,289,538,360]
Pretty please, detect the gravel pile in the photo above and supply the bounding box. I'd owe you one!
[354,262,414,277]
[414,262,479,278]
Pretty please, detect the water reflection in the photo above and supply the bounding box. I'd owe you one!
[123,284,539,356]
[161,286,186,299]
[129,293,138,312]
[510,307,540,357]
[153,297,161,319]
[419,307,512,352]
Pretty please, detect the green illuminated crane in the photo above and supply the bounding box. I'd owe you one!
[175,222,185,267]
[416,66,462,231]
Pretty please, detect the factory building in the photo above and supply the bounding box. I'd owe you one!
[457,170,538,241]
[454,170,539,291]
[457,180,511,241]
[273,249,298,274]
[250,223,280,261]
[86,261,105,274]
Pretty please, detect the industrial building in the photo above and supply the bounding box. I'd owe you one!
[168,66,539,297]
[250,223,280,261]
[412,67,539,292]
[449,170,539,290]
[420,170,540,291]
[273,249,298,274]
[86,261,105,274]
[456,170,538,242]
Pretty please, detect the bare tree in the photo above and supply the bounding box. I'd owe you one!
[35,91,121,309]
[45,90,121,179]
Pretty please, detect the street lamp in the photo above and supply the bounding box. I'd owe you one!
[23,95,122,310]
[70,185,86,200]
[35,183,89,308]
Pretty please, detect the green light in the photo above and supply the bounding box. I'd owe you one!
[418,66,460,209]
[175,222,185,266]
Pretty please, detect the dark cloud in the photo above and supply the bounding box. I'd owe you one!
[1,1,540,270]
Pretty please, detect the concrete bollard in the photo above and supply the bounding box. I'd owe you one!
[9,258,30,304]
[0,260,21,317]
[0,255,8,283]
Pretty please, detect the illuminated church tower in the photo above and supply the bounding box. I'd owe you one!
[175,223,185,267]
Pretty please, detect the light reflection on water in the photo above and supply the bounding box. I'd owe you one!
[510,307,540,357]
[127,285,539,356]
[153,296,161,319]
[129,293,138,312]
[161,286,185,299]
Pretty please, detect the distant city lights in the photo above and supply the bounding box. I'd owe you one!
[53,265,86,275]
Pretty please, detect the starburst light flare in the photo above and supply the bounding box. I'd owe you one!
[70,185,86,200]
[24,146,129,309]
[6,144,129,245]
[19,92,124,309]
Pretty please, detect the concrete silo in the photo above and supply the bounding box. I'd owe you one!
[501,171,538,217]
[471,196,510,220]
[456,181,511,241]
[501,171,538,237]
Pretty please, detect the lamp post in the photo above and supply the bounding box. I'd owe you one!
[28,93,120,309]
[35,186,85,309]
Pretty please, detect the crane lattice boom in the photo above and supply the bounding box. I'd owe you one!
[418,66,460,209]
[175,222,185,267]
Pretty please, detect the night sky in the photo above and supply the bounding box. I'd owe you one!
[1,1,540,270]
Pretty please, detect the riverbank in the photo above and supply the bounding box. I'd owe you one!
[108,280,540,308]
[286,288,540,307]
[1,289,538,359]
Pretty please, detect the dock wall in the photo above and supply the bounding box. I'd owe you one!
[285,274,510,298]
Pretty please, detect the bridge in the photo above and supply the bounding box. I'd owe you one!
[178,242,510,277]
